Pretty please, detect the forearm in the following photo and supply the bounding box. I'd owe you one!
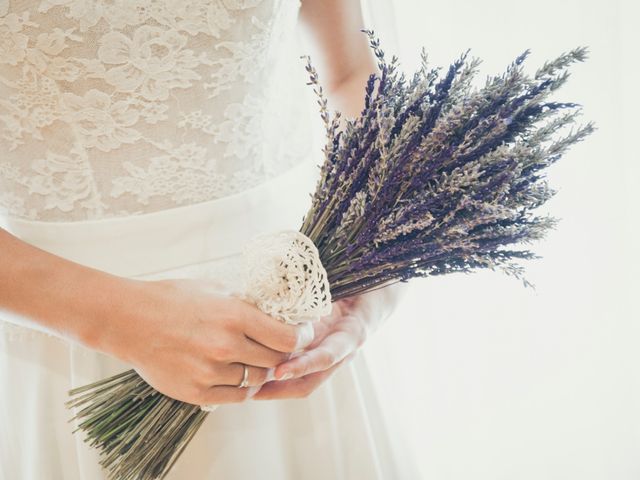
[0,227,123,347]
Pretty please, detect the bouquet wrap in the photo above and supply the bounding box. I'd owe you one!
[200,229,332,412]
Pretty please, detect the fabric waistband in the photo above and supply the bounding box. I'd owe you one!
[0,161,320,278]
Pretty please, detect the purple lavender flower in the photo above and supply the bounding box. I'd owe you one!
[300,29,595,298]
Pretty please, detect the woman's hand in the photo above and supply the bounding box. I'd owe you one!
[88,277,315,407]
[1,225,315,406]
[252,282,409,400]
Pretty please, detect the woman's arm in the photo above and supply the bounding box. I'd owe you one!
[0,227,121,346]
[0,227,313,405]
[299,0,380,119]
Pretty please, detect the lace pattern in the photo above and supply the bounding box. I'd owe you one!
[240,230,332,325]
[0,0,312,221]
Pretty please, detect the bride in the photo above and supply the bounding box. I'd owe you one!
[0,0,420,478]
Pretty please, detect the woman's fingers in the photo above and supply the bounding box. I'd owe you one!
[303,311,338,350]
[216,362,275,387]
[228,335,290,368]
[239,304,315,353]
[274,329,356,380]
[197,362,276,406]
[252,354,354,401]
[199,384,261,406]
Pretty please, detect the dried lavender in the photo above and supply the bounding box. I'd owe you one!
[302,29,595,298]
[66,30,595,480]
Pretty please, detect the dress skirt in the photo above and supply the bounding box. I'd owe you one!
[0,160,421,480]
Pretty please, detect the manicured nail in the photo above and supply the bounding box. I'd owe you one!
[295,322,314,351]
[247,386,260,398]
[265,368,275,382]
[278,372,294,381]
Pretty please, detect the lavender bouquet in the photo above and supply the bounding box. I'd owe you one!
[65,30,595,480]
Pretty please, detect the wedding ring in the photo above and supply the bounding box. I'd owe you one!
[238,364,249,388]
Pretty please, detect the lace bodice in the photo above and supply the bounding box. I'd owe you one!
[0,0,314,221]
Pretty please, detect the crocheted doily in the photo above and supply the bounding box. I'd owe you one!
[238,229,332,325]
[200,229,332,412]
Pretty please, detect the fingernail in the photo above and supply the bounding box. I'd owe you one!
[265,367,276,382]
[278,372,293,381]
[295,322,315,351]
[247,386,260,398]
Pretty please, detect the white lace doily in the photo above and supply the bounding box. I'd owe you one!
[200,229,331,411]
[238,229,332,325]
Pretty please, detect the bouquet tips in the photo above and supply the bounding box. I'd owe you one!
[65,29,595,480]
[300,29,595,295]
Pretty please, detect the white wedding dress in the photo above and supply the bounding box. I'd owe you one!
[0,1,421,479]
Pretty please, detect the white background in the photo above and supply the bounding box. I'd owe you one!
[359,1,640,479]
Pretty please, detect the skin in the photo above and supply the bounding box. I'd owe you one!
[0,0,408,406]
[0,230,314,405]
[254,283,409,400]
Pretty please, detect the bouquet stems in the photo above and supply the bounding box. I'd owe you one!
[66,370,209,480]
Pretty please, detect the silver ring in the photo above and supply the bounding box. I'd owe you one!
[238,364,249,388]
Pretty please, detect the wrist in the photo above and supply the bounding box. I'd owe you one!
[69,270,133,354]
[35,258,129,353]
[73,271,153,365]
[0,229,137,353]
[30,255,137,357]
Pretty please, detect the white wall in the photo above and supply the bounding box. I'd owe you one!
[361,1,639,478]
